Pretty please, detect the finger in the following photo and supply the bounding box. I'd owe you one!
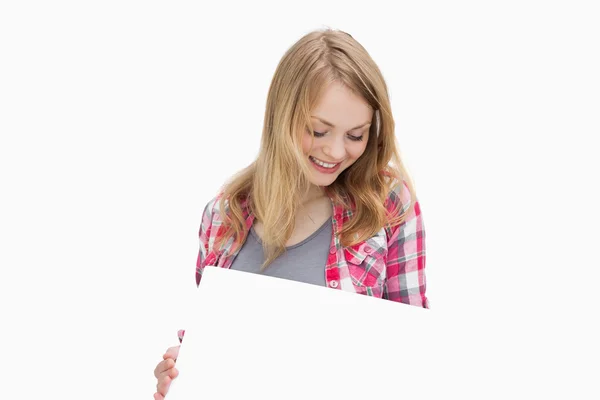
[163,345,180,361]
[157,375,172,396]
[153,358,175,378]
[157,366,179,382]
[153,392,164,400]
[153,360,163,379]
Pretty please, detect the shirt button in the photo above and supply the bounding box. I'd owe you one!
[364,246,373,253]
[329,246,336,254]
[329,280,339,288]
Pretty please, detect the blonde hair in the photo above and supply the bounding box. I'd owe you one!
[215,28,415,270]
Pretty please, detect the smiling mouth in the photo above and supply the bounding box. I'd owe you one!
[309,156,341,169]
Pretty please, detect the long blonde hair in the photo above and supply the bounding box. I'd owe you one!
[215,28,415,269]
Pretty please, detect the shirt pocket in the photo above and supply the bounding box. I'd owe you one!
[343,228,387,297]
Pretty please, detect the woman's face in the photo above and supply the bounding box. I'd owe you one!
[302,82,373,187]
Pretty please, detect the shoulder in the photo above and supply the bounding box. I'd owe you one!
[383,176,415,215]
[200,191,226,226]
[381,174,424,238]
[200,190,251,226]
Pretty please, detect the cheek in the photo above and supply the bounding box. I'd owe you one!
[347,142,368,161]
[301,133,313,155]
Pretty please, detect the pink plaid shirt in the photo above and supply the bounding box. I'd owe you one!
[178,179,428,342]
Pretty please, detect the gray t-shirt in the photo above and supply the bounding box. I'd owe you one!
[229,218,332,287]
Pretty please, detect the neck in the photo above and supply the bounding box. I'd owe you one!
[300,184,326,205]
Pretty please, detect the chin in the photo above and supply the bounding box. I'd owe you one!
[306,159,350,186]
[309,177,337,187]
[309,170,343,186]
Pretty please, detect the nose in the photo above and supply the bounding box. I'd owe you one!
[322,135,346,161]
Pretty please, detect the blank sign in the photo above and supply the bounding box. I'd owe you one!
[166,266,440,399]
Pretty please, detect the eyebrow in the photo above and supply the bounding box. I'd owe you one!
[311,116,371,131]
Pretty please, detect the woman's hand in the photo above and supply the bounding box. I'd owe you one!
[153,345,180,400]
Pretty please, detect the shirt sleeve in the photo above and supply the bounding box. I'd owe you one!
[383,181,429,308]
[178,197,218,343]
[195,199,216,286]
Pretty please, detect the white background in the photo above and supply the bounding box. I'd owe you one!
[1,1,599,399]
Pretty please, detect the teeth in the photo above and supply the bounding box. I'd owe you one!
[310,156,337,168]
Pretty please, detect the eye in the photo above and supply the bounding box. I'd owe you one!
[311,130,364,141]
[348,134,364,142]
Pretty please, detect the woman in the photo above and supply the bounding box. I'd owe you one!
[153,28,428,400]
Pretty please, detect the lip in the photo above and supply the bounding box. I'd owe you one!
[309,156,342,174]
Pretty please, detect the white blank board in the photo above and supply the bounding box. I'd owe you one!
[166,266,441,399]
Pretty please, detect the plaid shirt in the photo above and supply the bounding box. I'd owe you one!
[178,180,428,342]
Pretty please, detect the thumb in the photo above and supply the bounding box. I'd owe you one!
[163,345,180,360]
